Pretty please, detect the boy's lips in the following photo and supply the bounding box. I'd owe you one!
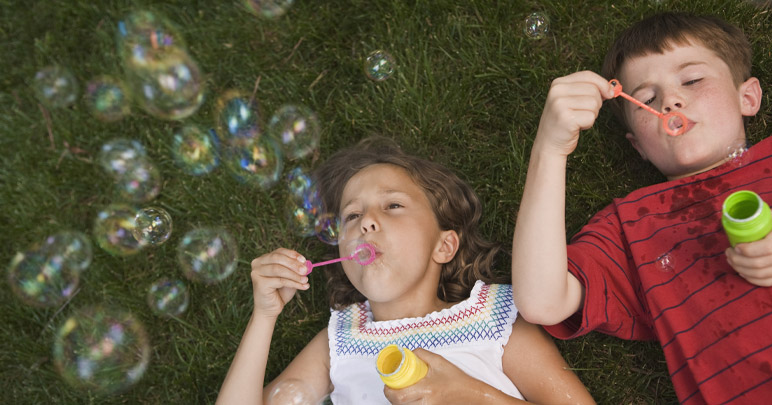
[668,118,695,137]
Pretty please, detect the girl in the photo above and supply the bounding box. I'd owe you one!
[218,137,594,404]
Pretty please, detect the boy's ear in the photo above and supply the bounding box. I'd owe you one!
[433,230,459,264]
[625,132,648,161]
[739,77,762,117]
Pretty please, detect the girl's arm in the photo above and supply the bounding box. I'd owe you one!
[503,315,595,404]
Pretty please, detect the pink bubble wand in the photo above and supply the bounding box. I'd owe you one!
[304,243,376,275]
[609,79,690,137]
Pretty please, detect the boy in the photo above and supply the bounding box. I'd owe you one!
[511,12,772,403]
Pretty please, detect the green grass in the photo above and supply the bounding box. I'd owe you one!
[2,0,771,403]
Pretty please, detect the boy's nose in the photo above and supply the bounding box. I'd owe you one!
[663,102,682,113]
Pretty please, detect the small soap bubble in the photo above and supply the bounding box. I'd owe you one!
[38,230,93,273]
[7,250,80,308]
[287,179,322,237]
[177,227,239,284]
[216,90,261,139]
[113,160,162,203]
[725,140,749,169]
[133,206,172,246]
[267,378,315,405]
[243,0,295,19]
[657,253,674,272]
[267,104,320,160]
[523,12,550,39]
[33,65,79,108]
[53,306,150,395]
[223,137,283,189]
[93,204,146,256]
[124,46,205,120]
[287,166,314,200]
[84,76,131,122]
[172,125,219,175]
[364,50,396,82]
[147,278,189,317]
[314,213,340,245]
[98,139,148,177]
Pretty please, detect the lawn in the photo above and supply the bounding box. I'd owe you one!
[2,0,771,403]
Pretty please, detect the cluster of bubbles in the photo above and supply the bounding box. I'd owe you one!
[286,167,340,245]
[363,50,396,82]
[523,12,550,40]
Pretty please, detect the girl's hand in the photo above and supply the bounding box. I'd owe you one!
[726,232,772,286]
[383,349,523,404]
[250,248,310,319]
[535,71,616,157]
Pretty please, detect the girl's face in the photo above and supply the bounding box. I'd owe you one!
[338,164,450,308]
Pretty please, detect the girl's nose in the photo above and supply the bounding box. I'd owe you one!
[360,212,379,233]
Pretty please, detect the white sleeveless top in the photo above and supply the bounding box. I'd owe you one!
[327,281,522,404]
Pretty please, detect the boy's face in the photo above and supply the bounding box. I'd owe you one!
[619,41,761,180]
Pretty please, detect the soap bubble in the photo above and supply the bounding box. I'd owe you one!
[33,65,79,108]
[147,278,189,317]
[7,250,80,307]
[37,230,93,273]
[223,137,283,189]
[523,12,550,39]
[84,76,131,122]
[124,46,205,120]
[725,140,749,169]
[53,306,150,395]
[314,213,340,245]
[93,204,146,256]
[98,139,148,177]
[243,0,295,19]
[267,378,315,405]
[117,10,184,58]
[657,253,674,272]
[216,90,261,139]
[267,104,320,160]
[133,206,172,246]
[364,50,396,82]
[287,182,322,238]
[287,166,314,200]
[177,227,239,283]
[113,160,162,203]
[172,125,219,175]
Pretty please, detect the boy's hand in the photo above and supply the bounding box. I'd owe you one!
[726,233,772,286]
[250,248,310,319]
[536,71,616,156]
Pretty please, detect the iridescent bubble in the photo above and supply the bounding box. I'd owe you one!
[287,182,322,238]
[33,65,79,108]
[93,204,146,256]
[267,378,315,405]
[223,137,283,189]
[523,12,550,39]
[267,104,320,160]
[37,230,93,273]
[124,46,205,120]
[97,139,147,178]
[7,250,79,307]
[84,76,131,122]
[177,227,239,284]
[147,278,189,317]
[286,166,314,198]
[725,140,749,169]
[132,206,172,246]
[243,0,295,19]
[113,160,162,203]
[116,9,185,58]
[657,253,674,272]
[364,50,396,82]
[172,125,219,175]
[215,90,260,139]
[314,213,340,245]
[53,306,150,395]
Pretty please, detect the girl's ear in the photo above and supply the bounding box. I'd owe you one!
[433,230,460,264]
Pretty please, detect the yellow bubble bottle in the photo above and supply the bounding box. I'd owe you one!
[376,344,428,389]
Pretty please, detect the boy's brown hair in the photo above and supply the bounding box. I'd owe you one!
[314,136,505,309]
[601,12,752,129]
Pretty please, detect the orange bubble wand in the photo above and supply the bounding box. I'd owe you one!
[609,79,690,137]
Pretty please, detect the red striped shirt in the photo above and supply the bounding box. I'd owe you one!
[545,136,772,404]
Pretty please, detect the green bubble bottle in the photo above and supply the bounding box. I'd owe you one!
[376,344,428,389]
[721,190,772,247]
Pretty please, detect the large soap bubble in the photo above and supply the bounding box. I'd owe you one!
[223,137,283,189]
[172,125,219,175]
[84,76,131,122]
[177,227,238,283]
[7,250,80,308]
[216,90,261,139]
[267,104,320,160]
[147,278,189,317]
[93,204,146,256]
[33,65,79,108]
[37,230,93,273]
[53,306,150,395]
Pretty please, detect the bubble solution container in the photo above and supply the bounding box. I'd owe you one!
[376,344,428,389]
[722,190,772,247]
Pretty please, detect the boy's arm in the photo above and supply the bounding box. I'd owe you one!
[511,71,614,326]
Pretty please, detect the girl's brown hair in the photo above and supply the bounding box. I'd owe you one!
[601,12,752,129]
[314,137,505,309]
